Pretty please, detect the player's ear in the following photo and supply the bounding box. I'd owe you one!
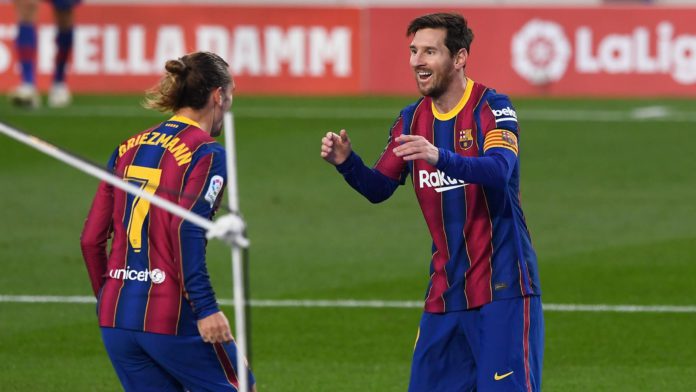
[455,48,468,70]
[214,87,223,107]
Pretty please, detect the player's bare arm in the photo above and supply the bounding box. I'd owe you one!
[393,134,439,166]
[320,129,352,165]
[197,311,235,344]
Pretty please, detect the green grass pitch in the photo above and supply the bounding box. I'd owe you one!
[1,95,695,391]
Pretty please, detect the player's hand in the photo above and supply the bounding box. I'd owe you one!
[197,311,234,344]
[320,129,352,165]
[393,135,439,166]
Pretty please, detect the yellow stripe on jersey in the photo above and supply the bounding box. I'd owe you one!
[483,129,518,155]
[169,115,201,129]
[432,78,474,121]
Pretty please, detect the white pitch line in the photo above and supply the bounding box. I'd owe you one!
[1,295,695,314]
[5,106,696,122]
[243,299,422,308]
[541,303,696,313]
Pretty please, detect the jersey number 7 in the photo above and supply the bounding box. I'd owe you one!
[124,165,162,253]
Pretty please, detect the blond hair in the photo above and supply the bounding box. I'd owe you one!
[143,51,230,112]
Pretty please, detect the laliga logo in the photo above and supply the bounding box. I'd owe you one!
[204,175,224,207]
[512,19,696,85]
[575,22,696,84]
[511,19,571,85]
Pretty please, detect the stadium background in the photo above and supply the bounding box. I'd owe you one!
[1,0,695,390]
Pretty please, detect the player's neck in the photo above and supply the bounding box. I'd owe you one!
[431,76,467,114]
[175,107,213,134]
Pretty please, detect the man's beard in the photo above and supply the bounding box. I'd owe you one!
[417,69,454,98]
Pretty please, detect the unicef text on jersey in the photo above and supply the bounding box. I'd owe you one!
[108,267,166,284]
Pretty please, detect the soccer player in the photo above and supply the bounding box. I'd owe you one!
[80,51,257,392]
[9,0,79,108]
[320,13,543,392]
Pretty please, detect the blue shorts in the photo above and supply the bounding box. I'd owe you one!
[101,327,255,392]
[47,0,81,11]
[409,295,544,392]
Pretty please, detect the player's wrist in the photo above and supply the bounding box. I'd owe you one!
[435,147,449,169]
[195,306,221,320]
[431,146,440,166]
[335,151,357,172]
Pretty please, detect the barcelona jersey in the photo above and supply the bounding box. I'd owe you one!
[337,79,541,313]
[81,115,226,335]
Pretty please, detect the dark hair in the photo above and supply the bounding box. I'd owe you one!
[144,51,230,112]
[406,12,474,56]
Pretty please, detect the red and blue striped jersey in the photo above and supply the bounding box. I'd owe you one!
[336,79,540,313]
[81,115,226,335]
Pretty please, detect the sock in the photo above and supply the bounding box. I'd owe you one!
[16,22,37,85]
[54,28,74,83]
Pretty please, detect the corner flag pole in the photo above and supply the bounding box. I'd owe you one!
[223,112,250,392]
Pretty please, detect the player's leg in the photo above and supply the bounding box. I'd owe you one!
[475,295,544,392]
[48,0,79,107]
[100,327,187,392]
[9,0,41,108]
[136,331,257,392]
[408,311,476,392]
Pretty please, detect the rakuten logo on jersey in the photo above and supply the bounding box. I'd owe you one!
[109,267,166,284]
[512,20,696,85]
[418,170,467,193]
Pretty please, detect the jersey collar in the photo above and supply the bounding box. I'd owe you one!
[431,78,473,121]
[169,115,201,129]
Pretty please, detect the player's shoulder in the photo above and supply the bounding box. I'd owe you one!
[185,141,226,176]
[389,97,426,136]
[477,87,519,129]
[399,97,426,119]
[193,140,225,157]
[481,86,516,111]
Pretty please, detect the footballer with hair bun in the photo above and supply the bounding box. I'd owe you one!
[81,51,257,392]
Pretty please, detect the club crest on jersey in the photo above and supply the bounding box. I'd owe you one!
[205,175,224,207]
[501,130,517,147]
[458,129,474,150]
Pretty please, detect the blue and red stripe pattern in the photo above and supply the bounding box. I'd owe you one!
[54,29,74,83]
[81,116,226,335]
[15,23,37,85]
[213,342,240,388]
[358,78,541,313]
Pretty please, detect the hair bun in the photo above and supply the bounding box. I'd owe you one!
[165,59,189,76]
